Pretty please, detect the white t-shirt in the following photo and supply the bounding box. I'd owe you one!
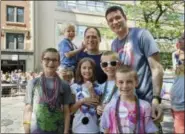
[71,83,100,133]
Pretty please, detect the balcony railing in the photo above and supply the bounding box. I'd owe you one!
[56,1,125,15]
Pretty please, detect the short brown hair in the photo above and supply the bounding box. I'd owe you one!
[41,48,60,61]
[105,6,127,20]
[75,58,96,84]
[116,65,138,81]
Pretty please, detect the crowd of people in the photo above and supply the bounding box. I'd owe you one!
[1,69,43,85]
[22,6,184,134]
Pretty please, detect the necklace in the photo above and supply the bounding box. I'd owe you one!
[115,96,140,133]
[101,81,117,104]
[42,74,58,110]
[66,38,77,50]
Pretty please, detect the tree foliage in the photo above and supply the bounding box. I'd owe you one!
[135,0,184,42]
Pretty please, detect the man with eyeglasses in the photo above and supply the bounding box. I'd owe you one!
[105,6,164,132]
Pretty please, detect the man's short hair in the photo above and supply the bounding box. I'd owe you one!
[84,27,101,41]
[105,6,127,20]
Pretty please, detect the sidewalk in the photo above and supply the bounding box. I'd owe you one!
[1,96,174,133]
[161,99,174,133]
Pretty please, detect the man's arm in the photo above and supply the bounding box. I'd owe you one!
[148,52,164,121]
[148,52,164,98]
[63,105,70,133]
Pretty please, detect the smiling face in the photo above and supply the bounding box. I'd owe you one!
[80,61,93,82]
[64,25,75,40]
[116,72,138,98]
[84,28,101,52]
[106,10,127,35]
[101,55,120,78]
[41,52,59,75]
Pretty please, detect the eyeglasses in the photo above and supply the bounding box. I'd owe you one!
[101,61,119,68]
[43,58,58,63]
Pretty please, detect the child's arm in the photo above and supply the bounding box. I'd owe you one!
[69,97,84,114]
[70,97,99,114]
[64,46,85,58]
[63,105,70,133]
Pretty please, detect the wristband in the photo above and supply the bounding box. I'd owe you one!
[153,96,161,104]
[23,121,31,125]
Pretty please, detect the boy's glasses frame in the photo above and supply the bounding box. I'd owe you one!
[101,61,119,68]
[43,58,59,63]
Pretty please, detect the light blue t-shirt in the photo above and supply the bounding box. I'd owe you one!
[58,38,77,67]
[99,80,119,104]
[170,54,184,111]
[111,28,159,103]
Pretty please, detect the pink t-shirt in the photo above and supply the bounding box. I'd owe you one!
[101,98,158,133]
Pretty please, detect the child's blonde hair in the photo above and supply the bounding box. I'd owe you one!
[101,51,119,61]
[116,65,138,81]
[61,23,75,35]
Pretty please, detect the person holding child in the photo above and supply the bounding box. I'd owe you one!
[77,27,107,84]
[170,33,184,134]
[101,65,158,133]
[23,48,73,134]
[70,58,101,133]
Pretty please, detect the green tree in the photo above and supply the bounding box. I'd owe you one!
[135,1,184,41]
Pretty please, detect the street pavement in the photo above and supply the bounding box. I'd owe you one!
[1,96,174,133]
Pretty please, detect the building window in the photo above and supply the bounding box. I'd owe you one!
[96,2,105,12]
[67,1,76,9]
[87,1,96,12]
[7,6,24,22]
[77,26,87,38]
[77,1,87,11]
[6,33,24,50]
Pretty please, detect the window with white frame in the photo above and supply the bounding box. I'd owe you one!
[77,1,87,11]
[87,1,96,12]
[7,6,24,22]
[6,33,24,50]
[96,2,105,12]
[67,1,76,9]
[77,25,87,38]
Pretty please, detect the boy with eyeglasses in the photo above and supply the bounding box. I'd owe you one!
[97,51,120,133]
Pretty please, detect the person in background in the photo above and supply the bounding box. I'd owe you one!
[23,48,73,134]
[58,67,74,85]
[170,32,184,134]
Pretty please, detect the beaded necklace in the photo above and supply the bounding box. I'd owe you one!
[115,96,140,133]
[101,81,117,104]
[42,74,58,110]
